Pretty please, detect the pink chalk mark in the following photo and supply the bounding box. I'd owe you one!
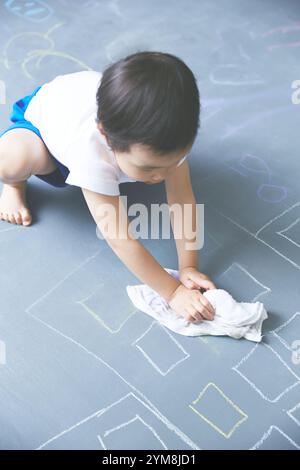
[267,41,300,51]
[262,22,300,37]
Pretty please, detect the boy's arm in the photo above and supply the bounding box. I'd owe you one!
[164,160,198,271]
[81,187,181,301]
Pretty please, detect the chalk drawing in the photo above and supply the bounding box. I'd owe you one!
[36,391,200,450]
[233,343,300,403]
[97,414,167,450]
[226,153,288,204]
[238,44,251,62]
[189,382,248,439]
[254,202,300,269]
[257,184,288,204]
[210,64,265,86]
[256,202,300,237]
[108,0,125,19]
[1,8,299,448]
[132,322,189,376]
[2,23,92,79]
[202,85,287,109]
[214,202,300,271]
[0,225,18,233]
[268,41,300,52]
[262,22,300,37]
[277,219,300,248]
[260,21,300,52]
[201,106,222,124]
[104,30,153,63]
[271,312,300,352]
[287,402,300,427]
[250,425,300,450]
[5,0,53,22]
[25,252,199,450]
[198,336,221,356]
[220,105,292,140]
[76,283,138,334]
[218,262,271,302]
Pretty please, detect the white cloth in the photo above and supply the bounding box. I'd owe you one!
[24,71,136,195]
[126,268,268,342]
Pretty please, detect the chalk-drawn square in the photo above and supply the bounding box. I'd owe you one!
[233,343,299,402]
[217,262,270,302]
[189,382,247,439]
[98,415,167,450]
[133,323,189,376]
[272,313,300,352]
[251,426,300,450]
[77,278,137,333]
[287,402,300,427]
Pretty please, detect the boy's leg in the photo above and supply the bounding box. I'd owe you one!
[0,128,57,226]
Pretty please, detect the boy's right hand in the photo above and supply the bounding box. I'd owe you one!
[168,284,215,323]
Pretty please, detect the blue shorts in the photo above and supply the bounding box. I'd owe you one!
[0,86,70,188]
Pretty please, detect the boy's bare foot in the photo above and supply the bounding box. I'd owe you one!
[0,181,32,226]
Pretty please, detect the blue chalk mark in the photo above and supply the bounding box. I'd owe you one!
[5,0,53,22]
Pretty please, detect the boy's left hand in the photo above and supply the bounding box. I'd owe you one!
[179,267,217,293]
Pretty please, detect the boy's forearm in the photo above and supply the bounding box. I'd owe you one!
[176,237,198,271]
[107,237,181,301]
[168,192,199,272]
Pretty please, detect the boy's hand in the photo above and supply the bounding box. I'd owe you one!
[168,267,217,323]
[179,267,217,292]
[168,283,215,323]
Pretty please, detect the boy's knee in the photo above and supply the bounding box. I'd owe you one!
[0,139,30,182]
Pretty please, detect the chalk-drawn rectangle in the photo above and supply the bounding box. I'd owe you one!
[133,323,189,376]
[98,414,167,450]
[77,278,137,333]
[233,343,299,402]
[217,262,270,302]
[189,382,247,438]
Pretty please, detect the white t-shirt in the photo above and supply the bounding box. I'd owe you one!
[24,70,136,195]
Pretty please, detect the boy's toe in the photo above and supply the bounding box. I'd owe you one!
[9,214,17,224]
[20,208,32,226]
[15,212,23,225]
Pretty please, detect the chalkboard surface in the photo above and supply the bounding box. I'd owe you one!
[0,0,299,450]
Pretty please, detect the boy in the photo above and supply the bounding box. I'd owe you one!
[0,51,216,322]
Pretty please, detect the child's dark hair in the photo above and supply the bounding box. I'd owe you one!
[96,51,200,156]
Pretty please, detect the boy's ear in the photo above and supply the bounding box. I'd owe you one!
[97,122,109,142]
[97,123,112,149]
[97,121,105,135]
